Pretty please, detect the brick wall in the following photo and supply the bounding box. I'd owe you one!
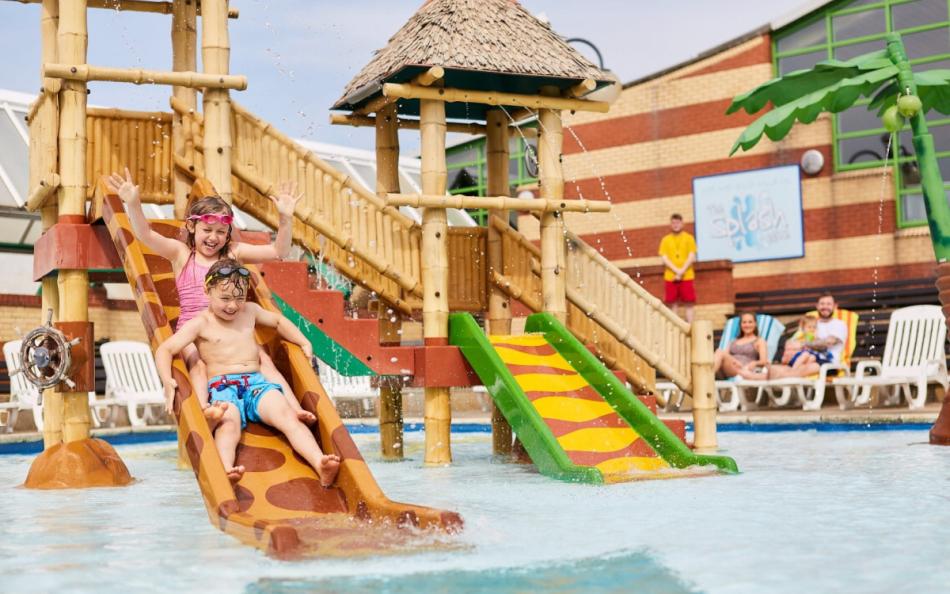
[545,33,935,327]
[0,293,147,345]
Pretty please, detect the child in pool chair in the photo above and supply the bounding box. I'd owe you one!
[783,314,833,370]
[155,258,340,486]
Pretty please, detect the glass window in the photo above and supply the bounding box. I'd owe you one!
[776,18,827,53]
[833,9,886,41]
[778,50,826,75]
[0,111,29,202]
[398,170,421,194]
[448,167,479,192]
[892,0,948,32]
[900,192,928,223]
[913,56,950,71]
[348,162,377,190]
[0,216,30,244]
[840,133,891,165]
[834,38,885,60]
[447,146,480,167]
[903,26,950,60]
[21,219,42,246]
[898,158,922,188]
[931,124,950,152]
[939,155,950,180]
[838,103,885,133]
[509,151,520,178]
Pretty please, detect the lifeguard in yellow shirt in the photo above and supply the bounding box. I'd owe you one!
[658,213,697,323]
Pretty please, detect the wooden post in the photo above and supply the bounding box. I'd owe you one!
[419,97,451,466]
[486,108,512,456]
[38,0,62,449]
[173,0,196,467]
[200,0,232,202]
[537,91,566,323]
[171,0,197,218]
[375,104,404,460]
[56,0,91,443]
[690,320,718,451]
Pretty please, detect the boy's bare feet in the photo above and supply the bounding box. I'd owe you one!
[203,401,228,424]
[317,454,341,487]
[226,465,245,483]
[296,410,317,425]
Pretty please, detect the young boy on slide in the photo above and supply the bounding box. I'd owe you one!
[156,258,340,486]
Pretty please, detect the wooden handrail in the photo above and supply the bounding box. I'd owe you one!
[565,229,690,333]
[566,286,691,392]
[229,101,418,230]
[230,159,423,296]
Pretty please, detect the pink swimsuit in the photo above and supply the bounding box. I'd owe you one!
[175,252,210,331]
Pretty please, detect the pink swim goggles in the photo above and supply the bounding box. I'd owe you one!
[187,213,233,226]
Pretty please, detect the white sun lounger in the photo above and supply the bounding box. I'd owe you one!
[317,358,378,416]
[832,305,948,410]
[3,339,114,431]
[100,341,168,427]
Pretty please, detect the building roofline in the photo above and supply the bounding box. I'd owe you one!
[620,0,834,90]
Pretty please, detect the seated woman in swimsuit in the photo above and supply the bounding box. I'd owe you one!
[714,312,770,381]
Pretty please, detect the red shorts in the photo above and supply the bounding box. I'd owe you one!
[664,280,696,304]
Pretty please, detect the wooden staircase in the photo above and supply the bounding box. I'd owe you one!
[81,102,696,398]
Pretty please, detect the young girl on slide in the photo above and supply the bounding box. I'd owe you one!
[106,169,316,426]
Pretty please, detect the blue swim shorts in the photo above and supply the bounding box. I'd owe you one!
[208,371,282,428]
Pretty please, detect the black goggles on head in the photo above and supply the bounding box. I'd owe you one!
[205,266,251,287]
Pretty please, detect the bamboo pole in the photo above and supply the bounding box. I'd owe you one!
[171,0,197,219]
[43,63,247,89]
[420,97,451,466]
[38,0,62,449]
[374,101,404,455]
[413,66,444,87]
[486,109,513,456]
[537,95,567,323]
[690,320,717,451]
[201,0,232,202]
[383,83,610,113]
[329,112,539,137]
[25,174,61,211]
[566,78,596,98]
[12,0,240,18]
[386,193,609,213]
[56,0,92,443]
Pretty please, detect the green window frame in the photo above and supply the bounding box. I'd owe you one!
[773,0,950,227]
[445,124,539,226]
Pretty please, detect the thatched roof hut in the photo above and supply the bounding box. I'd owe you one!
[332,0,612,120]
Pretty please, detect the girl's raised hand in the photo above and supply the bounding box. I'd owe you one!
[269,181,303,218]
[106,167,140,204]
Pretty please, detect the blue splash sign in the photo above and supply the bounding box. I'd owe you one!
[692,165,804,263]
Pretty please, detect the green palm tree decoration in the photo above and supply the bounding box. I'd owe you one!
[728,33,950,262]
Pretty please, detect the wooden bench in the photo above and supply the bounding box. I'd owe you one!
[730,278,941,363]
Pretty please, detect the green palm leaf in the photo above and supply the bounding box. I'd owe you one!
[727,50,892,115]
[730,65,898,155]
[872,69,950,116]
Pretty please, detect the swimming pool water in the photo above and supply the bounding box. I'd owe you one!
[1,431,947,594]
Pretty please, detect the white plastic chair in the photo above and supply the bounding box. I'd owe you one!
[656,314,786,412]
[100,341,167,426]
[317,358,378,416]
[3,340,111,431]
[832,305,948,410]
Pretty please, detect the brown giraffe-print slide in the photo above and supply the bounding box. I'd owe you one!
[96,179,462,558]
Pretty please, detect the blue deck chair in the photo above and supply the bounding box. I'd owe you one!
[716,314,785,411]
